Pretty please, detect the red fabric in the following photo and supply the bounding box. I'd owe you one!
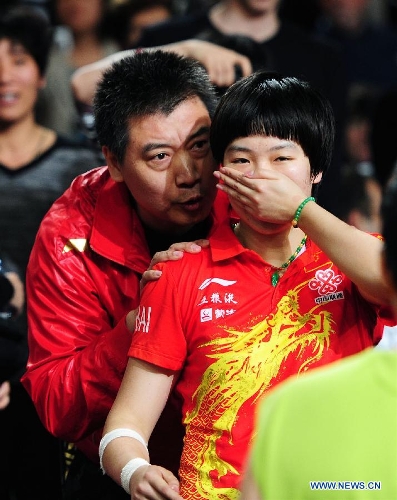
[21,166,227,465]
[130,221,394,498]
[21,167,146,461]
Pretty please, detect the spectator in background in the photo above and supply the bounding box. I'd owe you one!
[371,86,397,188]
[109,0,174,50]
[0,255,24,413]
[134,0,348,215]
[36,0,120,141]
[240,173,397,500]
[335,167,382,234]
[342,89,377,172]
[334,165,397,351]
[0,5,99,498]
[314,0,397,97]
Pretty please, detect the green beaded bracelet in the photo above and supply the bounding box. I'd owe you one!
[292,196,315,227]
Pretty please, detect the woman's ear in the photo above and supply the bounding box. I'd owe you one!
[312,172,323,185]
[102,146,124,182]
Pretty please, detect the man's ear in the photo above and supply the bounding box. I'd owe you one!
[102,146,124,182]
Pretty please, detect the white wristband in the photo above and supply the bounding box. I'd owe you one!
[99,428,148,473]
[121,457,150,494]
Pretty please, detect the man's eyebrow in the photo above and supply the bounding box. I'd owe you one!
[142,126,210,154]
[142,142,169,154]
[189,125,211,141]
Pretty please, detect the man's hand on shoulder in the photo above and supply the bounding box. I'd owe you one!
[141,239,209,291]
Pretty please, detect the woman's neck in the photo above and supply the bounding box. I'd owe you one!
[234,221,306,268]
[0,118,55,169]
[71,31,106,67]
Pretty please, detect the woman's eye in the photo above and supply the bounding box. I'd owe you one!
[231,157,249,164]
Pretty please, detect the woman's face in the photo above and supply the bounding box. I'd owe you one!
[56,0,104,34]
[0,38,45,125]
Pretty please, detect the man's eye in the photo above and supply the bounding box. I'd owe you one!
[154,153,167,160]
[193,140,209,150]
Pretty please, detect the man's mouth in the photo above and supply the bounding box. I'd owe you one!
[178,195,203,211]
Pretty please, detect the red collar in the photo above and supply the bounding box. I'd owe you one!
[90,173,151,273]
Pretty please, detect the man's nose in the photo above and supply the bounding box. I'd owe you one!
[174,153,200,186]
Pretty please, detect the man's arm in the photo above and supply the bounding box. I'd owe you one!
[71,39,252,107]
[102,358,182,499]
[21,220,136,447]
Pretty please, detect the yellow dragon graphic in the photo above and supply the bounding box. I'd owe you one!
[181,282,335,499]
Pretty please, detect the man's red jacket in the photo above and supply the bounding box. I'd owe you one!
[21,166,225,466]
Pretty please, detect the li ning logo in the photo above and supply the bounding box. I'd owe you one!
[309,268,344,305]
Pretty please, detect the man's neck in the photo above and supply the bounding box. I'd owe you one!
[143,217,212,257]
[209,1,280,43]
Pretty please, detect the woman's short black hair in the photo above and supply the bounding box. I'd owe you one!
[210,70,335,179]
[0,4,53,76]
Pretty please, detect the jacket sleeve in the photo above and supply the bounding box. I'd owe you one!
[21,217,137,443]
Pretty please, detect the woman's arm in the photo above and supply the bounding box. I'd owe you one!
[215,166,388,306]
[102,358,183,499]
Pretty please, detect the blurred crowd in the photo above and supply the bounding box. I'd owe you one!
[1,0,396,498]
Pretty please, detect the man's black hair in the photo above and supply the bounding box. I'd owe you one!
[94,50,218,162]
[210,70,335,179]
[0,3,53,76]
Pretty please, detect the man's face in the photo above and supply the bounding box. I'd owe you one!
[105,97,217,234]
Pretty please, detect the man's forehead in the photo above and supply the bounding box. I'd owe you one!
[128,100,211,146]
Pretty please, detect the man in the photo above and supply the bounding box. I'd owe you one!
[21,50,234,499]
[100,71,393,499]
[240,175,397,500]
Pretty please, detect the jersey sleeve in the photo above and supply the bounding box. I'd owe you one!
[129,262,187,371]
